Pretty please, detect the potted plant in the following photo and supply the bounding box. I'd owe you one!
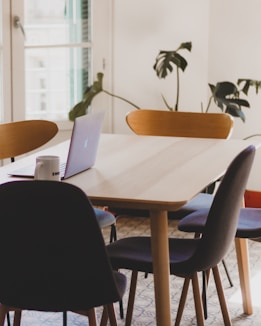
[68,41,260,123]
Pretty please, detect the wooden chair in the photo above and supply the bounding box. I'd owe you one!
[0,120,58,162]
[0,181,126,326]
[126,109,233,139]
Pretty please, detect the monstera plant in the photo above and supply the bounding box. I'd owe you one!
[152,42,261,122]
[205,81,250,122]
[203,79,261,122]
[68,40,261,123]
[153,41,192,111]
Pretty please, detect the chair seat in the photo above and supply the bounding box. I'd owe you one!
[94,208,116,229]
[178,207,261,239]
[107,236,200,276]
[168,193,213,220]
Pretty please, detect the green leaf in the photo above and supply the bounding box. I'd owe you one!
[177,42,192,51]
[208,83,216,95]
[153,41,191,79]
[153,51,188,78]
[208,81,250,122]
[214,81,238,98]
[68,101,88,121]
[238,79,261,95]
[225,106,246,122]
[237,79,251,95]
[68,73,104,121]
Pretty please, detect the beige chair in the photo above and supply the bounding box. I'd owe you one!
[0,120,58,162]
[126,109,233,138]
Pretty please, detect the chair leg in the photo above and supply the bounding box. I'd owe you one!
[125,270,138,326]
[222,259,233,287]
[13,311,22,326]
[110,224,117,243]
[6,312,11,326]
[212,265,232,326]
[86,308,97,326]
[100,307,109,326]
[202,271,208,320]
[0,305,8,326]
[63,311,67,326]
[175,277,190,326]
[119,300,124,320]
[107,304,117,326]
[191,273,205,326]
[75,309,98,326]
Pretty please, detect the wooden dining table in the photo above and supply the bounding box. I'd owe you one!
[0,133,259,326]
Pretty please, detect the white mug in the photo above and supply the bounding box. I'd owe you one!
[34,155,60,181]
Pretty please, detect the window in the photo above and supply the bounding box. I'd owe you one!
[24,0,91,121]
[0,0,111,128]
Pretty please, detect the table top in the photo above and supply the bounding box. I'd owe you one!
[1,133,259,212]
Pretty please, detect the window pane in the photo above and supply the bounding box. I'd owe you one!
[25,47,90,120]
[24,0,91,120]
[25,0,91,45]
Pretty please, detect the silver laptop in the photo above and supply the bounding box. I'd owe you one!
[9,112,104,180]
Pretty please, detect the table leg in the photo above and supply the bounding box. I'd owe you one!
[150,209,171,326]
[234,237,253,315]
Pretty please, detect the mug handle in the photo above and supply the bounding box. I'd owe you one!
[34,162,43,180]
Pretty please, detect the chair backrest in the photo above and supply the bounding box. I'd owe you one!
[176,145,256,274]
[126,110,233,139]
[0,120,58,160]
[0,181,122,311]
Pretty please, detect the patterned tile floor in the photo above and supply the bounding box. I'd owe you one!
[8,216,261,325]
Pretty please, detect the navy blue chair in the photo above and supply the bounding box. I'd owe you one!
[0,181,126,326]
[106,145,255,325]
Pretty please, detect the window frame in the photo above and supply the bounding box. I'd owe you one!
[1,0,113,132]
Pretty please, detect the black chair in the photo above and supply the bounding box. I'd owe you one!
[0,181,126,326]
[179,206,261,238]
[106,145,255,325]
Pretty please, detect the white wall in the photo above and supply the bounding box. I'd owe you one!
[208,1,261,190]
[208,0,261,140]
[111,0,210,133]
